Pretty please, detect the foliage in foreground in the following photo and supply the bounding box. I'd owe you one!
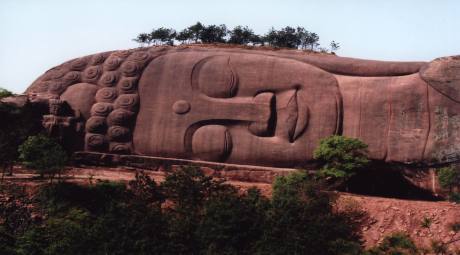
[365,232,419,255]
[18,135,68,179]
[0,101,43,178]
[0,167,364,255]
[0,88,13,99]
[314,135,369,183]
[437,166,460,203]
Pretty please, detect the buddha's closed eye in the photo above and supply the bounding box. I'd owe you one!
[194,56,238,98]
[192,125,232,161]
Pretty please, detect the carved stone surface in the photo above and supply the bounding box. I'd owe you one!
[24,46,460,167]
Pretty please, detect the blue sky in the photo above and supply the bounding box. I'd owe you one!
[1,0,460,93]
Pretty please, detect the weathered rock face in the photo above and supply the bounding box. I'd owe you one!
[22,46,460,167]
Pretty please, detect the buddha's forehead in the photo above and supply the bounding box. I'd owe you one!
[139,50,334,97]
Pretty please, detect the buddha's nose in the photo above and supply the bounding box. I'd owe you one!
[180,92,275,136]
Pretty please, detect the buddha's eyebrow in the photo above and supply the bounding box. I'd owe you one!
[191,55,218,90]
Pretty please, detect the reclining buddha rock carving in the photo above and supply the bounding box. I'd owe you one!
[21,46,460,167]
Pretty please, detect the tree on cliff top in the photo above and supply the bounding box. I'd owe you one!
[176,28,193,44]
[149,27,176,46]
[132,33,150,46]
[330,40,340,53]
[0,88,13,99]
[133,22,340,52]
[199,24,228,43]
[228,25,257,45]
[187,22,205,43]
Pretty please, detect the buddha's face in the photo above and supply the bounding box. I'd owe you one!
[134,51,341,167]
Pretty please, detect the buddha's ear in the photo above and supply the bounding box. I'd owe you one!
[420,55,460,103]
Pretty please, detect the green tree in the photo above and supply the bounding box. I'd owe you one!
[305,32,320,50]
[276,26,300,48]
[16,181,168,255]
[296,28,320,50]
[258,171,363,254]
[0,88,13,99]
[199,24,228,43]
[330,40,341,53]
[160,166,227,254]
[187,22,205,43]
[437,166,460,192]
[198,187,268,254]
[0,101,43,180]
[263,26,313,49]
[313,135,369,182]
[0,103,21,179]
[149,27,176,46]
[132,33,150,47]
[18,135,68,180]
[228,25,256,45]
[366,232,418,255]
[297,27,310,50]
[176,28,193,44]
[262,27,278,47]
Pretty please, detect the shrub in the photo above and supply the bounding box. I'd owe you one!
[258,171,363,255]
[314,135,369,183]
[421,217,432,228]
[449,222,460,232]
[438,166,460,191]
[197,187,269,254]
[0,88,13,99]
[430,240,447,254]
[437,166,460,203]
[2,167,367,254]
[0,184,34,255]
[366,232,418,255]
[16,180,168,255]
[0,101,43,179]
[160,166,236,254]
[448,192,460,203]
[16,208,91,255]
[18,135,67,180]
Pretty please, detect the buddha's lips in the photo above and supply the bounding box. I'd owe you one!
[284,90,308,142]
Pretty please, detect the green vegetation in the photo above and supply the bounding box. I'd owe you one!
[18,135,67,180]
[430,240,448,255]
[1,165,459,254]
[438,166,460,192]
[1,110,458,254]
[449,222,460,232]
[314,135,369,183]
[365,232,418,255]
[261,171,363,255]
[330,40,341,53]
[0,88,13,99]
[133,22,340,52]
[0,167,366,255]
[421,217,432,228]
[448,192,460,203]
[0,100,43,179]
[437,166,460,203]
